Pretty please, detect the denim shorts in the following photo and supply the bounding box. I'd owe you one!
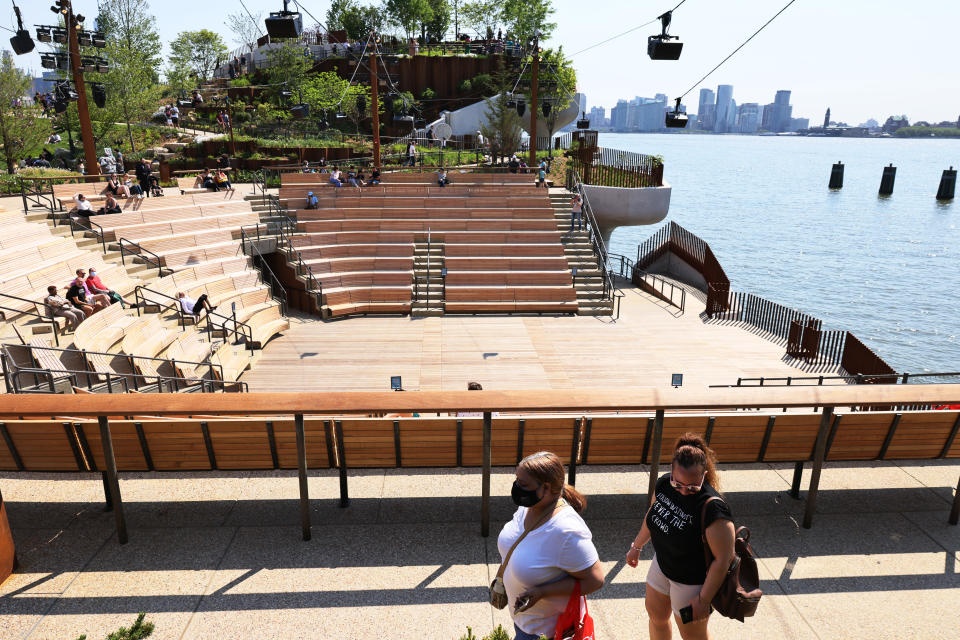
[514,623,542,640]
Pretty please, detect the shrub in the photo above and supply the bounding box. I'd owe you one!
[230,77,252,88]
[75,612,154,640]
[421,87,436,100]
[0,167,81,195]
[472,74,493,94]
[458,79,472,94]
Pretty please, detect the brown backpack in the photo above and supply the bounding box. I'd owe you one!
[700,497,763,622]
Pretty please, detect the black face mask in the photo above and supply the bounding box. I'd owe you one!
[511,480,541,507]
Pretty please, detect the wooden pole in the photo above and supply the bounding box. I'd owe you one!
[369,33,381,170]
[67,7,99,177]
[529,36,539,168]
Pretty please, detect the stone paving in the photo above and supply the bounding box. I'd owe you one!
[2,460,959,639]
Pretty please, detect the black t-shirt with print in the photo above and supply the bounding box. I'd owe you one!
[646,474,733,585]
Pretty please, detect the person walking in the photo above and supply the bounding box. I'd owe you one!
[626,433,736,640]
[136,158,152,198]
[496,451,604,640]
[569,194,583,232]
[406,141,417,167]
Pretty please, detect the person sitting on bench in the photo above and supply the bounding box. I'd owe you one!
[86,267,134,309]
[66,277,103,317]
[94,193,123,215]
[369,168,381,185]
[329,166,343,187]
[437,167,450,187]
[43,285,85,331]
[177,291,216,318]
[69,193,93,215]
[103,173,131,199]
[305,191,319,209]
[214,169,234,192]
[193,169,216,191]
[73,270,112,310]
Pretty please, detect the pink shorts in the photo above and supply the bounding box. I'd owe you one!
[646,554,704,618]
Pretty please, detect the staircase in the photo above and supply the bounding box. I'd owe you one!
[549,193,614,316]
[411,234,445,317]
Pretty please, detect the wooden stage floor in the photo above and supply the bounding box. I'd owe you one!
[243,283,836,392]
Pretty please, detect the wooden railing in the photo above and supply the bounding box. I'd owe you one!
[637,221,730,311]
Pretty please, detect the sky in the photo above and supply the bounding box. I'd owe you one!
[6,0,960,125]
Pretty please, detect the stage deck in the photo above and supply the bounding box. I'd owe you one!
[243,280,838,392]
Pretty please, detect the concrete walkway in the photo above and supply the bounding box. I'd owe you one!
[2,460,958,639]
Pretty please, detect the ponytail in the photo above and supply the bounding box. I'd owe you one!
[561,483,587,513]
[673,432,720,491]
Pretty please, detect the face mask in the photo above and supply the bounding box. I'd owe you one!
[89,271,96,277]
[511,480,541,507]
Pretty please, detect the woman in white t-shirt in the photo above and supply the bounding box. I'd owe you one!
[497,451,605,640]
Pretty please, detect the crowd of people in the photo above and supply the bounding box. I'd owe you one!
[42,268,135,332]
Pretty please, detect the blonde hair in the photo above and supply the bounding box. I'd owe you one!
[518,451,587,513]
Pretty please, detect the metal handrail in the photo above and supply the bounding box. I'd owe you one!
[8,365,244,394]
[286,238,324,310]
[19,177,56,213]
[132,284,190,328]
[118,237,164,277]
[720,372,960,388]
[68,215,107,252]
[569,170,615,303]
[239,226,289,314]
[2,342,234,394]
[0,292,60,345]
[132,283,255,347]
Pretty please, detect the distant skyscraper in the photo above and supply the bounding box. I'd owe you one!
[770,90,793,132]
[738,103,761,133]
[698,88,715,129]
[823,108,831,128]
[588,106,606,127]
[714,85,733,133]
[610,100,629,130]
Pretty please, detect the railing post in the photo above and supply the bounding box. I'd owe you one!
[98,416,128,544]
[294,413,311,541]
[481,410,492,537]
[803,405,835,528]
[647,409,665,508]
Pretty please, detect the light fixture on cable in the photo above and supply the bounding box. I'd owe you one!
[9,3,34,54]
[648,11,683,60]
[51,27,67,44]
[665,97,688,128]
[36,27,52,43]
[265,0,303,39]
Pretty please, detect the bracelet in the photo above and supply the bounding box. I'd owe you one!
[629,543,642,552]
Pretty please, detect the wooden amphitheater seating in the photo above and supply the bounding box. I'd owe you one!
[108,211,258,246]
[282,192,548,209]
[294,207,553,221]
[53,182,113,208]
[167,331,216,381]
[175,177,216,194]
[245,305,289,349]
[283,172,537,185]
[1,409,955,541]
[136,257,252,308]
[91,201,255,241]
[72,303,138,375]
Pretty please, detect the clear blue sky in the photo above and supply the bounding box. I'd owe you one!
[7,0,959,124]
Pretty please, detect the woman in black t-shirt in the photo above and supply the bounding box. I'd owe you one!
[625,433,735,639]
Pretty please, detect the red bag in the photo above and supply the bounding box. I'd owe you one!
[554,581,595,640]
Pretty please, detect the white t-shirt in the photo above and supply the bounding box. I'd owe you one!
[497,505,599,637]
[179,296,197,314]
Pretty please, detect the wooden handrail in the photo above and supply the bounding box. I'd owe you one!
[0,385,958,417]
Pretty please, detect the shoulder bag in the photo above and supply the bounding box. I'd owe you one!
[700,496,763,622]
[489,505,559,609]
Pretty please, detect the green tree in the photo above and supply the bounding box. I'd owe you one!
[517,47,576,156]
[0,54,50,173]
[167,30,228,84]
[95,0,164,151]
[386,0,434,39]
[480,77,523,164]
[263,44,313,103]
[423,0,451,42]
[500,0,556,43]
[301,70,353,116]
[460,0,499,38]
[327,1,387,41]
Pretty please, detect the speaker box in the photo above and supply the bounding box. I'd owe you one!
[648,36,683,60]
[290,104,310,119]
[665,113,688,128]
[265,12,303,39]
[10,30,34,55]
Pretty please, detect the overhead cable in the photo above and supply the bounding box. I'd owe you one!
[570,0,689,57]
[677,0,799,99]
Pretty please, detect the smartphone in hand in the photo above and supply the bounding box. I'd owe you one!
[679,605,694,624]
[515,596,531,612]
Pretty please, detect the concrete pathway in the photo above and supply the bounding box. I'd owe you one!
[2,461,958,639]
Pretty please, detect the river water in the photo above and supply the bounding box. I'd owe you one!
[600,133,960,374]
